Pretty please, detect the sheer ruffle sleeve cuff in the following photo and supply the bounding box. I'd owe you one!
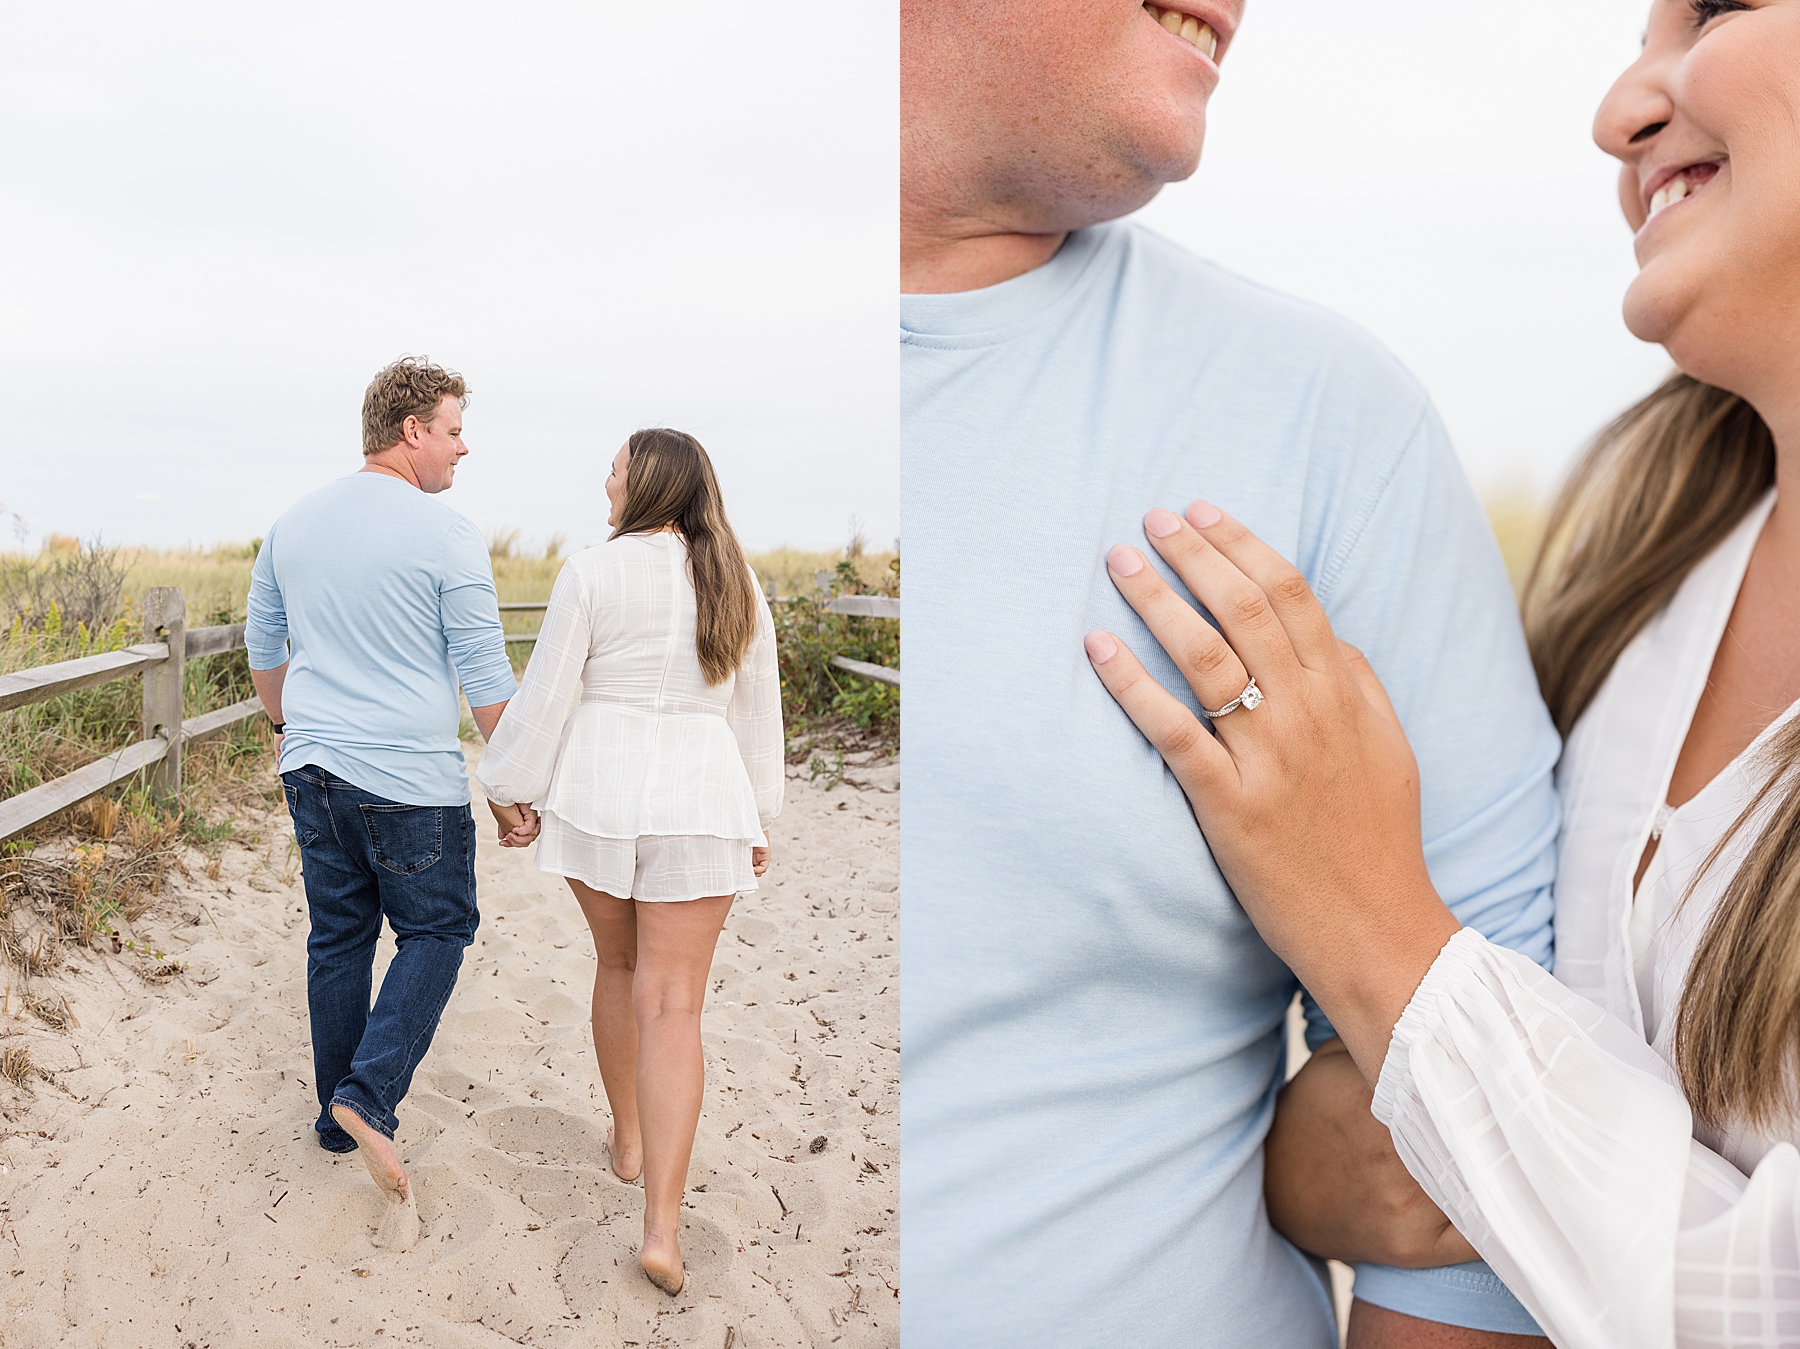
[1372,927,1697,1348]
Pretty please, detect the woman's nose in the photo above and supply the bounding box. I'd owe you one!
[1593,51,1674,164]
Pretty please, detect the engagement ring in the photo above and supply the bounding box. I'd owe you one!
[1202,677,1262,720]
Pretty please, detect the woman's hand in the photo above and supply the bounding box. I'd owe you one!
[752,845,771,877]
[488,800,541,848]
[1267,1037,1478,1267]
[1084,502,1460,1084]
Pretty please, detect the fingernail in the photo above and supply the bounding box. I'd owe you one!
[1145,508,1183,538]
[1107,544,1144,577]
[1085,631,1117,664]
[1187,499,1222,529]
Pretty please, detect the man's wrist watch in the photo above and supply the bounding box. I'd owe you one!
[269,720,285,733]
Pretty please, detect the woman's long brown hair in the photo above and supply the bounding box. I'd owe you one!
[1522,371,1800,1128]
[610,428,759,685]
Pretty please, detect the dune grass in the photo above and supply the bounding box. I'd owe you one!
[2,534,900,850]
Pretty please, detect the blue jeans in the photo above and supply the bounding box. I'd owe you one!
[281,767,478,1152]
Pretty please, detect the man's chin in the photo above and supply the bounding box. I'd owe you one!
[1119,103,1209,191]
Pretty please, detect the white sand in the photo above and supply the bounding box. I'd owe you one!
[0,748,898,1347]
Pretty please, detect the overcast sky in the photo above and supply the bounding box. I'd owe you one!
[4,2,1670,556]
[1,3,897,556]
[1137,0,1669,501]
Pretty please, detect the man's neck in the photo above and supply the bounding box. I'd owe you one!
[360,453,421,490]
[901,208,1066,296]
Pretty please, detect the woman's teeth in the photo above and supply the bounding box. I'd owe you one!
[1648,178,1691,220]
[1144,4,1218,59]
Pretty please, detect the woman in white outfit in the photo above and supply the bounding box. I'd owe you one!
[477,428,782,1297]
[1081,2,1800,1345]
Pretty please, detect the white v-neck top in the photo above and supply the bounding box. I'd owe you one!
[1373,492,1800,1348]
[1556,493,1800,1169]
[474,533,784,843]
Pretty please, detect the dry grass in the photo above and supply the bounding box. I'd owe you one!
[746,549,898,599]
[119,542,261,623]
[1,825,182,951]
[0,816,195,1041]
[490,548,898,601]
[0,1042,33,1086]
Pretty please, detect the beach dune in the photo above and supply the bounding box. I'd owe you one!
[0,749,899,1348]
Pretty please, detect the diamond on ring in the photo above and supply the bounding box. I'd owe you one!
[1202,676,1262,720]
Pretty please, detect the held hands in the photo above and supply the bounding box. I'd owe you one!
[1083,502,1460,1083]
[487,800,542,848]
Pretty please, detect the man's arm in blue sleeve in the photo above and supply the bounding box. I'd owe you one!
[1296,403,1559,1339]
[244,529,290,672]
[439,517,517,712]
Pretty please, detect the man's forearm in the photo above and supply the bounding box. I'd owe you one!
[1266,1037,1475,1268]
[251,664,288,725]
[469,699,507,744]
[1269,1040,1547,1346]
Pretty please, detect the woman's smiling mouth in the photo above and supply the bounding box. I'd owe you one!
[1643,160,1723,225]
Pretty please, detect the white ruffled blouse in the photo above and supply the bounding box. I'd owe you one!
[1374,492,1800,1348]
[475,533,783,843]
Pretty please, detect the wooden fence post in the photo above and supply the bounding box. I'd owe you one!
[142,586,185,803]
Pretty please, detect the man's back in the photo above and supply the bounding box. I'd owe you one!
[900,222,1560,1345]
[245,472,514,807]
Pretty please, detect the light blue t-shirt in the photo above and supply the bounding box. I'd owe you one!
[900,222,1558,1345]
[245,472,516,807]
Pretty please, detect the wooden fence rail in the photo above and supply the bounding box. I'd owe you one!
[497,584,901,687]
[0,587,263,843]
[2,571,898,844]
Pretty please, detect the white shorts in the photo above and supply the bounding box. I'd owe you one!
[535,809,757,903]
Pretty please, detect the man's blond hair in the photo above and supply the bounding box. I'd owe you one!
[361,357,469,456]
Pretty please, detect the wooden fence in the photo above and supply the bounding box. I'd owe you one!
[499,579,901,687]
[1,572,896,843]
[0,587,264,843]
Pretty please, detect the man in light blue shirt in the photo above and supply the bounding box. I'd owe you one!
[901,2,1553,1343]
[247,357,524,1247]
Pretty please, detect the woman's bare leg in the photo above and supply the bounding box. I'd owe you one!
[631,893,734,1295]
[566,879,642,1181]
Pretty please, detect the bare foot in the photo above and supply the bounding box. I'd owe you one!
[639,1225,683,1296]
[331,1104,419,1253]
[606,1127,642,1183]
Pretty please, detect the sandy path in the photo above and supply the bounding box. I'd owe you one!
[0,750,898,1348]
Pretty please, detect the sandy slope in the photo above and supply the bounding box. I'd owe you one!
[0,749,898,1348]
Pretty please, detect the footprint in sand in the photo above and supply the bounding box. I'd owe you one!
[409,1162,496,1239]
[484,1105,607,1168]
[556,1213,735,1317]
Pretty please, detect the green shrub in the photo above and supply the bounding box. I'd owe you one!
[771,557,899,747]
